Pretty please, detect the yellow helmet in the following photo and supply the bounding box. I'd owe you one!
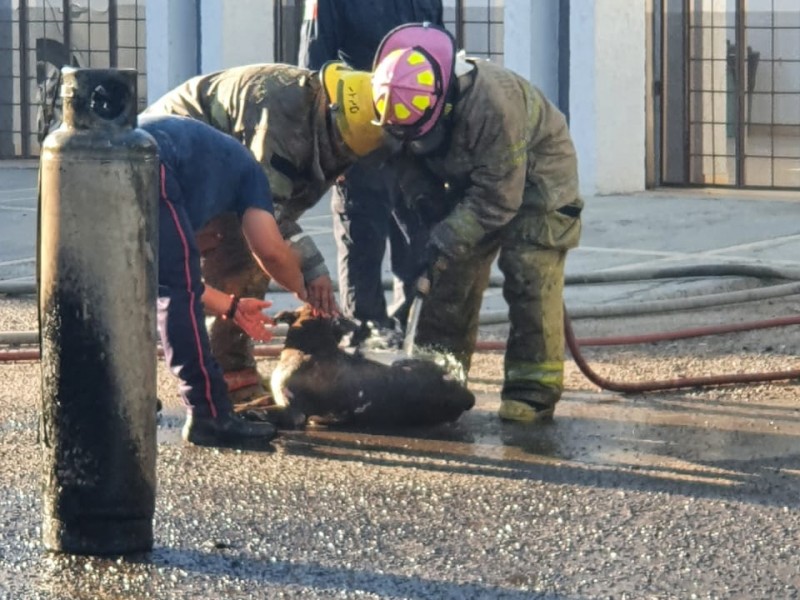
[322,61,385,157]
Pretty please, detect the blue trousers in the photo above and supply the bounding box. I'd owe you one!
[157,165,231,418]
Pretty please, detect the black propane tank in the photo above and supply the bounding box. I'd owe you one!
[38,67,159,555]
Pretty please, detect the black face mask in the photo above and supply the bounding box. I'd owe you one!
[404,120,449,156]
[385,75,459,157]
[400,81,459,157]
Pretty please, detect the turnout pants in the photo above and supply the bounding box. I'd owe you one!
[416,203,582,409]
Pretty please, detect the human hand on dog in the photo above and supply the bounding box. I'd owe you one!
[305,274,340,317]
[233,297,275,342]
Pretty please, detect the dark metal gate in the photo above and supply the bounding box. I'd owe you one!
[274,0,504,65]
[0,0,147,159]
[660,0,800,190]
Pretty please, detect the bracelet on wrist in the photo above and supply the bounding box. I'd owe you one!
[224,295,240,320]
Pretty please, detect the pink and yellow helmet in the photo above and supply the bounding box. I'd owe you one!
[371,23,456,140]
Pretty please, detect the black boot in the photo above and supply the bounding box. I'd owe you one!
[182,411,278,449]
[238,405,307,430]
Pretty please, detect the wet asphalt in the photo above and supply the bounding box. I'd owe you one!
[2,355,799,599]
[1,164,800,598]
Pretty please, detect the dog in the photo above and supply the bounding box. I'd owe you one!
[270,306,475,428]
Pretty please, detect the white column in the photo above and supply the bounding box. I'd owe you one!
[199,0,224,73]
[570,0,647,195]
[503,0,560,101]
[145,0,198,104]
[200,0,276,72]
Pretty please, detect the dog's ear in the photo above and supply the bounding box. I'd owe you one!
[273,310,299,325]
[332,316,359,334]
[333,317,372,347]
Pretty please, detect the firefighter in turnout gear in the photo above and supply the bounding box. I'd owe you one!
[298,0,445,330]
[145,63,384,408]
[371,24,584,422]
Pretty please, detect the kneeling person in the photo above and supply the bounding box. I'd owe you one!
[140,114,308,448]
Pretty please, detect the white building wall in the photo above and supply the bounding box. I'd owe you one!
[503,0,560,102]
[502,0,648,195]
[146,0,277,104]
[201,0,276,71]
[569,0,647,195]
[145,0,198,104]
[199,0,224,73]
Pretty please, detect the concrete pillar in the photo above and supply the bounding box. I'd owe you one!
[145,0,198,104]
[503,0,560,103]
[200,0,276,72]
[199,0,224,73]
[569,0,647,195]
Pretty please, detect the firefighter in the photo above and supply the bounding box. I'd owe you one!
[139,114,308,447]
[370,24,584,422]
[298,0,444,331]
[144,62,384,409]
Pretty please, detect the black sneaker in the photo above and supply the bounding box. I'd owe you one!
[239,405,307,430]
[182,411,278,449]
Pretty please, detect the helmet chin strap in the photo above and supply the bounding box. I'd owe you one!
[329,102,387,158]
[454,51,477,77]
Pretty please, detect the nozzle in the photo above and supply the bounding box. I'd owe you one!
[415,274,432,297]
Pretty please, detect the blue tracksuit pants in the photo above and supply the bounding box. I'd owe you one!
[156,164,231,418]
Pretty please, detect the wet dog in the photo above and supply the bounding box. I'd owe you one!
[270,306,475,428]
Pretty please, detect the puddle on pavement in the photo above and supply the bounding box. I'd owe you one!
[156,391,800,481]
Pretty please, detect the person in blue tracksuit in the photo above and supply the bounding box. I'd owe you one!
[139,115,307,448]
[298,0,444,329]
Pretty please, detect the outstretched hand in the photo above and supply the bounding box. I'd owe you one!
[233,297,275,342]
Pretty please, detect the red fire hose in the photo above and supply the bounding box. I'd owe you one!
[562,311,800,393]
[473,312,800,392]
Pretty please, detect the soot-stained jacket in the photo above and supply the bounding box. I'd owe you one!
[412,59,583,261]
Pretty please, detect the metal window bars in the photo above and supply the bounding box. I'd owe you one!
[0,0,147,158]
[681,0,800,189]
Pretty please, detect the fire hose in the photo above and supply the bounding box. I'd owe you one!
[1,262,799,392]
